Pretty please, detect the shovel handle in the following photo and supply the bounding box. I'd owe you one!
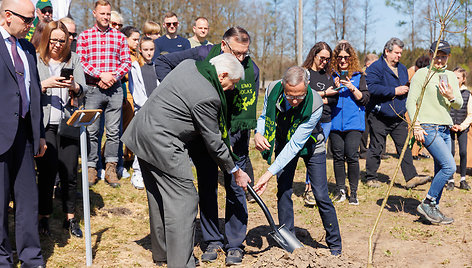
[247,185,278,230]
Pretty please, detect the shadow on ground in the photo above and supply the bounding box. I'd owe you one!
[376,195,421,216]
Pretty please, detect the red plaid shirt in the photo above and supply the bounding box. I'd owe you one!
[77,25,131,80]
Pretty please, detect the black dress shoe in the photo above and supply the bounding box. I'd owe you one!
[63,218,83,238]
[38,217,51,236]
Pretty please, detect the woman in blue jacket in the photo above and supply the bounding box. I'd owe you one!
[330,41,370,205]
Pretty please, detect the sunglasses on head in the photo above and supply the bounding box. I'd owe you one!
[5,10,35,24]
[166,22,179,27]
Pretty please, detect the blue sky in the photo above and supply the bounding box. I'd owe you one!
[371,0,407,51]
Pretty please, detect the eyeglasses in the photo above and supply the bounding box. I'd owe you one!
[285,94,307,100]
[110,22,123,28]
[50,39,66,45]
[40,7,53,14]
[337,55,350,61]
[317,56,330,62]
[225,41,249,59]
[165,22,179,27]
[5,10,35,25]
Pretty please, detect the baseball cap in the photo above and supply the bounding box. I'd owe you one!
[36,0,52,10]
[430,40,451,54]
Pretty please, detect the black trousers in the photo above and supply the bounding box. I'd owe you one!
[36,124,79,215]
[330,130,362,194]
[450,128,468,177]
[191,129,251,250]
[366,113,418,182]
[0,116,44,266]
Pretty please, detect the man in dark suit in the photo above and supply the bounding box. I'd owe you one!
[0,0,46,267]
[122,53,251,268]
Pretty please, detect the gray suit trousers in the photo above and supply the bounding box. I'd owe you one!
[139,158,198,268]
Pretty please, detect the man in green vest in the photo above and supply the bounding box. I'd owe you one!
[25,0,53,41]
[254,66,342,256]
[155,27,259,265]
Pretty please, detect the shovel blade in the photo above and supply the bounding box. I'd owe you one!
[269,225,304,253]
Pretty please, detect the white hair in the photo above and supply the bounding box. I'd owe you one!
[209,53,245,80]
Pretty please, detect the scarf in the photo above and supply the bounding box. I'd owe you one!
[261,81,314,164]
[205,44,257,131]
[195,60,238,161]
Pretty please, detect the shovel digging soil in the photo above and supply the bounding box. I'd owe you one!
[247,185,304,253]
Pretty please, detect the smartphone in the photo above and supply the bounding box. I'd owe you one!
[439,74,448,85]
[340,70,348,81]
[60,68,74,81]
[333,86,343,91]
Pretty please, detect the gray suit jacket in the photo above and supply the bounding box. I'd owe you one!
[36,52,86,128]
[122,59,235,179]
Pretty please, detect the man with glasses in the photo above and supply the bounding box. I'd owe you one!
[253,66,342,257]
[25,0,53,41]
[0,0,46,266]
[151,11,190,61]
[365,37,430,189]
[154,26,259,265]
[77,0,131,188]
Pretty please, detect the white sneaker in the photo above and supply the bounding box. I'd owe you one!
[131,173,144,190]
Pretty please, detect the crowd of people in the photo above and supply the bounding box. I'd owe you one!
[0,0,470,267]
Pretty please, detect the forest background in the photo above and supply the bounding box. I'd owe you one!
[70,0,472,86]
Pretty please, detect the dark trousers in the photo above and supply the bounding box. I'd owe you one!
[36,124,79,215]
[139,158,198,268]
[0,116,44,266]
[450,128,468,177]
[276,149,342,251]
[366,113,418,182]
[330,130,362,194]
[192,129,251,250]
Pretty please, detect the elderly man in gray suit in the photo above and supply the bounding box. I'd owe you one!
[122,53,251,268]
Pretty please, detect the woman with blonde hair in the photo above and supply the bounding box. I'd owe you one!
[35,20,86,238]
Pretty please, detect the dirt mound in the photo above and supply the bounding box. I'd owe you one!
[251,247,362,268]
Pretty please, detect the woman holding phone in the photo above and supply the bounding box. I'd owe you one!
[300,42,339,205]
[329,41,370,205]
[407,40,463,225]
[35,21,86,237]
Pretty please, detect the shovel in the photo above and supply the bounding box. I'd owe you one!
[247,185,304,253]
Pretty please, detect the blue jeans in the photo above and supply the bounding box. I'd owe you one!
[422,124,455,203]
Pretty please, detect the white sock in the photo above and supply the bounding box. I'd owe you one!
[460,177,466,181]
[448,179,454,183]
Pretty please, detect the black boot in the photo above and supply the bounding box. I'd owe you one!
[63,218,83,238]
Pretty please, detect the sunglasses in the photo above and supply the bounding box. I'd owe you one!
[337,55,351,61]
[40,7,53,14]
[165,22,179,27]
[111,22,123,28]
[5,10,35,25]
[69,32,77,38]
[317,56,330,62]
[50,39,66,45]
